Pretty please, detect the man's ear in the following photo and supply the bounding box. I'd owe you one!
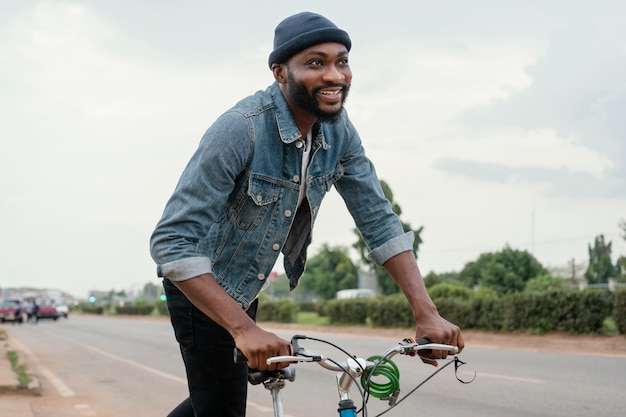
[272,63,287,84]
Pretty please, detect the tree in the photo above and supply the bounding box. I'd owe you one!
[459,245,547,294]
[584,234,615,284]
[352,180,423,295]
[524,273,567,293]
[298,244,358,300]
[141,282,159,301]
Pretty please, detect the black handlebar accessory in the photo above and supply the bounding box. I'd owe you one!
[401,337,432,356]
[233,343,294,364]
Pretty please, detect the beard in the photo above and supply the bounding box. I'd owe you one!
[286,71,350,123]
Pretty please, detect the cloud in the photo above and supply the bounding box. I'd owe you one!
[449,10,626,198]
[348,40,540,146]
[436,158,624,199]
[2,1,626,297]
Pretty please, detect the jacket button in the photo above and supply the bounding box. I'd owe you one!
[295,140,304,149]
[292,175,300,183]
[284,210,292,217]
[257,273,265,280]
[272,243,280,250]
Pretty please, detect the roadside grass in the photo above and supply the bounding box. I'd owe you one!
[296,311,329,326]
[7,350,32,388]
[601,317,620,337]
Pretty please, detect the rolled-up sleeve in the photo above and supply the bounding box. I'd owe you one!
[156,256,213,281]
[367,231,415,266]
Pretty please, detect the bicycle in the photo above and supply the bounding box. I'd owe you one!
[234,334,473,417]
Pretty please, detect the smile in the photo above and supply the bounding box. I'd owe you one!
[318,89,342,96]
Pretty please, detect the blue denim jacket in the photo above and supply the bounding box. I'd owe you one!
[150,82,414,309]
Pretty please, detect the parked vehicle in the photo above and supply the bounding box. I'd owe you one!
[36,302,59,320]
[0,299,24,324]
[56,304,69,319]
[335,288,375,300]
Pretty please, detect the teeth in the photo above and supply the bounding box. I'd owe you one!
[320,90,340,96]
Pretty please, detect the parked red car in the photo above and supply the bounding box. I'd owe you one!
[0,299,24,324]
[36,302,59,321]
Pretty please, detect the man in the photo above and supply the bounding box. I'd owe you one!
[150,11,464,417]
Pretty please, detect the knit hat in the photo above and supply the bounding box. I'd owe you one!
[268,12,351,68]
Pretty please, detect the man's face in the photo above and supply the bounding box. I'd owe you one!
[284,42,352,123]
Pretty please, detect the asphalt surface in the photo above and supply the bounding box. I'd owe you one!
[2,318,625,417]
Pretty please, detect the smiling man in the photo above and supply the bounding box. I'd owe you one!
[150,11,464,417]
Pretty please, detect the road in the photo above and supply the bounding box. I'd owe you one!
[6,315,626,417]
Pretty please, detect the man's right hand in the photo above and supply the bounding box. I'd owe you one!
[233,326,291,371]
[173,275,291,371]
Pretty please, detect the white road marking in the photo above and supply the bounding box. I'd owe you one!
[478,371,545,384]
[38,365,76,397]
[46,332,188,385]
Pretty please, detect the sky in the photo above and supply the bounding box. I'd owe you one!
[1,0,625,299]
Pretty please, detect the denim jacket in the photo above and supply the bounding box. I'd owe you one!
[150,82,414,309]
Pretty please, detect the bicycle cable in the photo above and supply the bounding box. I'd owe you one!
[299,336,370,416]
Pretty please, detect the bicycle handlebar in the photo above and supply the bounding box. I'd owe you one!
[233,335,458,366]
[233,334,469,415]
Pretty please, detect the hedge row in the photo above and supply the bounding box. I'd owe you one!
[298,288,625,335]
[433,289,617,334]
[77,288,626,336]
[115,305,155,315]
[614,289,626,334]
[257,299,298,323]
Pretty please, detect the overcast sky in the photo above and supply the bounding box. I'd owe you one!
[2,0,625,298]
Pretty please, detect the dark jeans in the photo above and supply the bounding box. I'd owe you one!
[163,279,258,417]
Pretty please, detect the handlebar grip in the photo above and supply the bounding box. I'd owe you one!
[233,348,247,363]
[409,337,432,355]
[416,337,432,354]
[233,344,294,364]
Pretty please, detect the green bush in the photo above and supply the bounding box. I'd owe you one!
[297,301,319,313]
[155,300,169,316]
[468,295,504,331]
[258,299,298,323]
[79,303,104,315]
[115,305,155,315]
[433,297,474,329]
[499,290,613,334]
[325,299,370,325]
[613,289,626,334]
[323,300,339,323]
[368,295,414,328]
[429,282,473,301]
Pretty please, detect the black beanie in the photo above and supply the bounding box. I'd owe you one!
[268,12,351,68]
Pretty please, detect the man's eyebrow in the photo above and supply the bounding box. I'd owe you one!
[304,49,349,58]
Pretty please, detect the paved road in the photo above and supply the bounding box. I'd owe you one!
[7,315,626,417]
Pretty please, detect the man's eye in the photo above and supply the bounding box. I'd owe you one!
[308,59,323,66]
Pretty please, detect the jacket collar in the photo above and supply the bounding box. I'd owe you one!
[270,82,329,149]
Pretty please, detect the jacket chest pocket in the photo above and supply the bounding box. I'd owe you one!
[235,176,281,230]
